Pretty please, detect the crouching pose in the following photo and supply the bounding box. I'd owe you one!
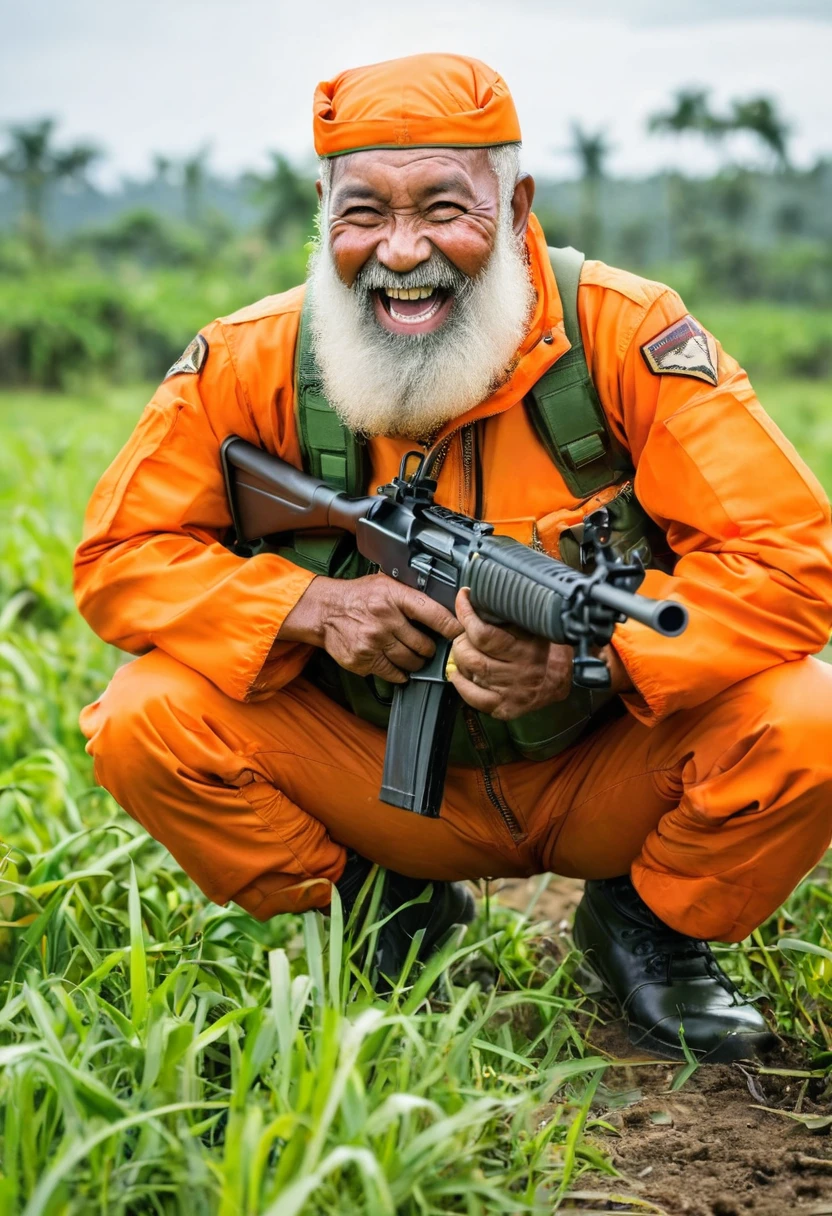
[75,53,832,1061]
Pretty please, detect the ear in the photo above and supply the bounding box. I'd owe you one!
[511,173,535,238]
[316,179,323,201]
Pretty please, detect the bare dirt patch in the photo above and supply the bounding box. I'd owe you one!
[494,876,832,1216]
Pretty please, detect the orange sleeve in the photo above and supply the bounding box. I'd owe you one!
[73,312,316,701]
[586,280,832,724]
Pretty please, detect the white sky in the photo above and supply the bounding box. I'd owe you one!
[2,0,831,184]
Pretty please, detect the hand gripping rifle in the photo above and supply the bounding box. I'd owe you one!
[221,438,687,818]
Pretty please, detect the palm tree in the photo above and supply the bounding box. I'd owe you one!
[648,88,727,146]
[648,88,762,254]
[181,145,211,228]
[0,118,100,254]
[729,97,790,170]
[151,154,173,185]
[246,152,316,246]
[568,123,612,255]
[649,89,791,170]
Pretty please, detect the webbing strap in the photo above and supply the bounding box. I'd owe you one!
[527,247,631,498]
[295,309,368,495]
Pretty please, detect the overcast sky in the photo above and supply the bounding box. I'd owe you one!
[2,0,831,184]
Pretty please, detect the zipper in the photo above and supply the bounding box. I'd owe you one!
[460,424,475,515]
[473,426,484,520]
[424,434,451,482]
[462,706,524,842]
[425,424,479,517]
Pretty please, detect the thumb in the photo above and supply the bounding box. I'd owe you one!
[455,586,476,624]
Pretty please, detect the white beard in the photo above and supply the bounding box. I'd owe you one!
[306,213,535,441]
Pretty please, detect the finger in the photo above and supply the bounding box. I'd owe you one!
[451,635,504,686]
[447,669,502,715]
[455,589,517,659]
[372,654,409,684]
[382,639,427,674]
[454,586,477,625]
[392,619,436,659]
[396,585,463,640]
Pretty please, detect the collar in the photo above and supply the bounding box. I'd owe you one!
[429,212,571,442]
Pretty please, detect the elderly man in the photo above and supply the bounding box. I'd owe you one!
[75,54,832,1062]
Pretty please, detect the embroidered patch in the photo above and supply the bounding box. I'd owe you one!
[165,334,208,379]
[641,315,718,387]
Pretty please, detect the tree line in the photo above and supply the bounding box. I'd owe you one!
[0,89,801,262]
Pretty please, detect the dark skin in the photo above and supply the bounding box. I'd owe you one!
[279,147,632,717]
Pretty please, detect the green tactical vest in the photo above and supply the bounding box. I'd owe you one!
[275,247,668,768]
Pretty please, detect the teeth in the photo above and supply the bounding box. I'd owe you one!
[385,286,437,300]
[388,295,444,324]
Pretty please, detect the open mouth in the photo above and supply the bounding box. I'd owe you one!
[373,286,454,335]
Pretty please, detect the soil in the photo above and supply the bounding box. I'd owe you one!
[493,876,832,1216]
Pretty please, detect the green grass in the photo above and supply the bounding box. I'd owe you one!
[0,380,831,1213]
[754,377,832,492]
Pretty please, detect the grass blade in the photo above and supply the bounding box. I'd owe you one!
[128,860,148,1032]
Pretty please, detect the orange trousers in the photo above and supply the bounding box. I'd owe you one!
[81,651,832,942]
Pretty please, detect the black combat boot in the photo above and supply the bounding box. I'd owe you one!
[334,849,377,916]
[335,852,476,988]
[374,872,476,987]
[573,875,777,1062]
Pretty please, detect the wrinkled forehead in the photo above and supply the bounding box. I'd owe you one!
[325,146,496,207]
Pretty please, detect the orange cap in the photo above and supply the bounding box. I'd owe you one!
[313,53,521,158]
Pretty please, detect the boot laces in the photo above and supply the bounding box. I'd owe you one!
[611,881,737,992]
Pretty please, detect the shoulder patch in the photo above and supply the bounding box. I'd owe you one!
[165,334,208,380]
[641,315,718,387]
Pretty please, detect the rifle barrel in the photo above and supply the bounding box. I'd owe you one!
[590,582,687,636]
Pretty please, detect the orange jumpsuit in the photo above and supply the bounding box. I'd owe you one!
[75,216,832,941]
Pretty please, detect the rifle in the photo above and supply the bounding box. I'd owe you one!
[221,438,687,817]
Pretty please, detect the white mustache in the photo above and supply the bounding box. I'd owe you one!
[353,252,469,300]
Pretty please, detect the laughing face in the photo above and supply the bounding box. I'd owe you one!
[327,147,505,335]
[307,145,536,441]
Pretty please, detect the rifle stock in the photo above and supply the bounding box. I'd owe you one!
[221,437,375,542]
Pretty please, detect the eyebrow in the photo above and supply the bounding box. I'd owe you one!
[419,176,475,200]
[331,182,383,209]
[331,174,476,211]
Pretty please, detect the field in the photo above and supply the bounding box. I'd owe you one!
[1,370,831,1215]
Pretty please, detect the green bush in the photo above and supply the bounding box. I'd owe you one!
[76,208,211,268]
[695,302,832,380]
[648,237,832,309]
[0,250,308,389]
